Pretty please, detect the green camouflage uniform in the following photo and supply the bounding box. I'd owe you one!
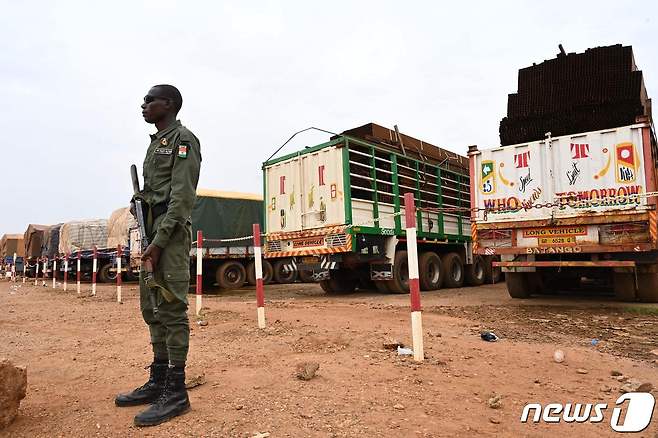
[140,120,201,364]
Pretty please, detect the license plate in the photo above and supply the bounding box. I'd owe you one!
[302,256,320,264]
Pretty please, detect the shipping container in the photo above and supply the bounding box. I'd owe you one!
[263,124,498,294]
[469,120,658,301]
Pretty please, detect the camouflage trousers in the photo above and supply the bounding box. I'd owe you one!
[140,219,192,364]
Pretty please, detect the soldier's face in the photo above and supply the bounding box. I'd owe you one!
[141,87,171,124]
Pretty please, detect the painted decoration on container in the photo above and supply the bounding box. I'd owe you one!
[615,143,637,183]
[480,160,496,194]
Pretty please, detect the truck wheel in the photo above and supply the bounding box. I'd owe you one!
[388,250,410,294]
[374,280,391,293]
[483,255,502,283]
[216,261,246,290]
[505,272,530,298]
[320,270,357,294]
[272,259,298,284]
[298,270,315,283]
[636,272,658,302]
[441,252,464,288]
[613,272,636,302]
[98,262,117,283]
[465,255,485,286]
[419,251,442,291]
[246,260,274,285]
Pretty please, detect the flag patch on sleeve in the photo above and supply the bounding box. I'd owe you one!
[177,144,188,158]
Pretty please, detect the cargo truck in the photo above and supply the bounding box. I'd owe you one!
[469,121,658,301]
[56,219,125,283]
[128,190,287,290]
[263,123,499,294]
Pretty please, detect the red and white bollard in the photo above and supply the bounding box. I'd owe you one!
[253,223,266,329]
[76,251,81,294]
[34,259,39,286]
[12,252,17,282]
[42,257,48,287]
[116,245,122,303]
[64,253,69,291]
[404,192,424,362]
[195,231,203,316]
[91,246,97,296]
[52,257,57,289]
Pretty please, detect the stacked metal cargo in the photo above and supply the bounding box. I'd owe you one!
[500,44,651,145]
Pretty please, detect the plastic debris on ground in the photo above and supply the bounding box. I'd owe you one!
[397,346,414,356]
[480,331,499,342]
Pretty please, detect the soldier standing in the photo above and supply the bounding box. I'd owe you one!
[115,84,201,427]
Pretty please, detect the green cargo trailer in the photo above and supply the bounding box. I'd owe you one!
[130,190,280,290]
[263,123,499,293]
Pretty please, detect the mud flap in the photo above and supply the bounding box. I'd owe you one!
[371,263,393,280]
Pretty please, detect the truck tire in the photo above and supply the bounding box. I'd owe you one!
[374,280,391,293]
[98,262,116,283]
[441,252,464,288]
[465,255,485,286]
[613,272,636,302]
[636,272,658,303]
[388,250,410,294]
[298,270,315,283]
[216,261,246,290]
[320,270,357,294]
[419,251,442,291]
[246,260,273,285]
[272,259,298,284]
[506,272,530,298]
[483,255,502,283]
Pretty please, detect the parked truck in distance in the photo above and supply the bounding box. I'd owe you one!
[263,123,500,294]
[469,121,658,301]
[129,189,288,290]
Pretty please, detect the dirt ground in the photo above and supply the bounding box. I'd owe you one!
[2,278,658,437]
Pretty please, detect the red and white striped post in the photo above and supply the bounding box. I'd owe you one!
[34,258,39,286]
[116,245,122,303]
[76,251,81,294]
[12,252,17,282]
[195,230,203,316]
[52,257,57,289]
[404,192,424,362]
[91,246,98,296]
[42,257,48,287]
[63,253,69,291]
[253,223,266,329]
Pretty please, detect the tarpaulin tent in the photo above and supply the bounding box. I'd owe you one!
[59,219,109,254]
[0,234,24,258]
[192,189,263,247]
[23,224,50,258]
[107,207,137,249]
[42,224,63,258]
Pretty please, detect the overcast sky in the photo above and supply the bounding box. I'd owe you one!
[1,1,656,234]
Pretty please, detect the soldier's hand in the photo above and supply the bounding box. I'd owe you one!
[142,244,162,270]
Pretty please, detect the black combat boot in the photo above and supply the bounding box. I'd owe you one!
[134,366,191,427]
[115,362,168,407]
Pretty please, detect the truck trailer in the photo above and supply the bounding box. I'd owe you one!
[469,121,658,301]
[129,189,285,290]
[263,123,499,294]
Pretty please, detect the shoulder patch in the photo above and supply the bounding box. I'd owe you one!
[177,144,188,158]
